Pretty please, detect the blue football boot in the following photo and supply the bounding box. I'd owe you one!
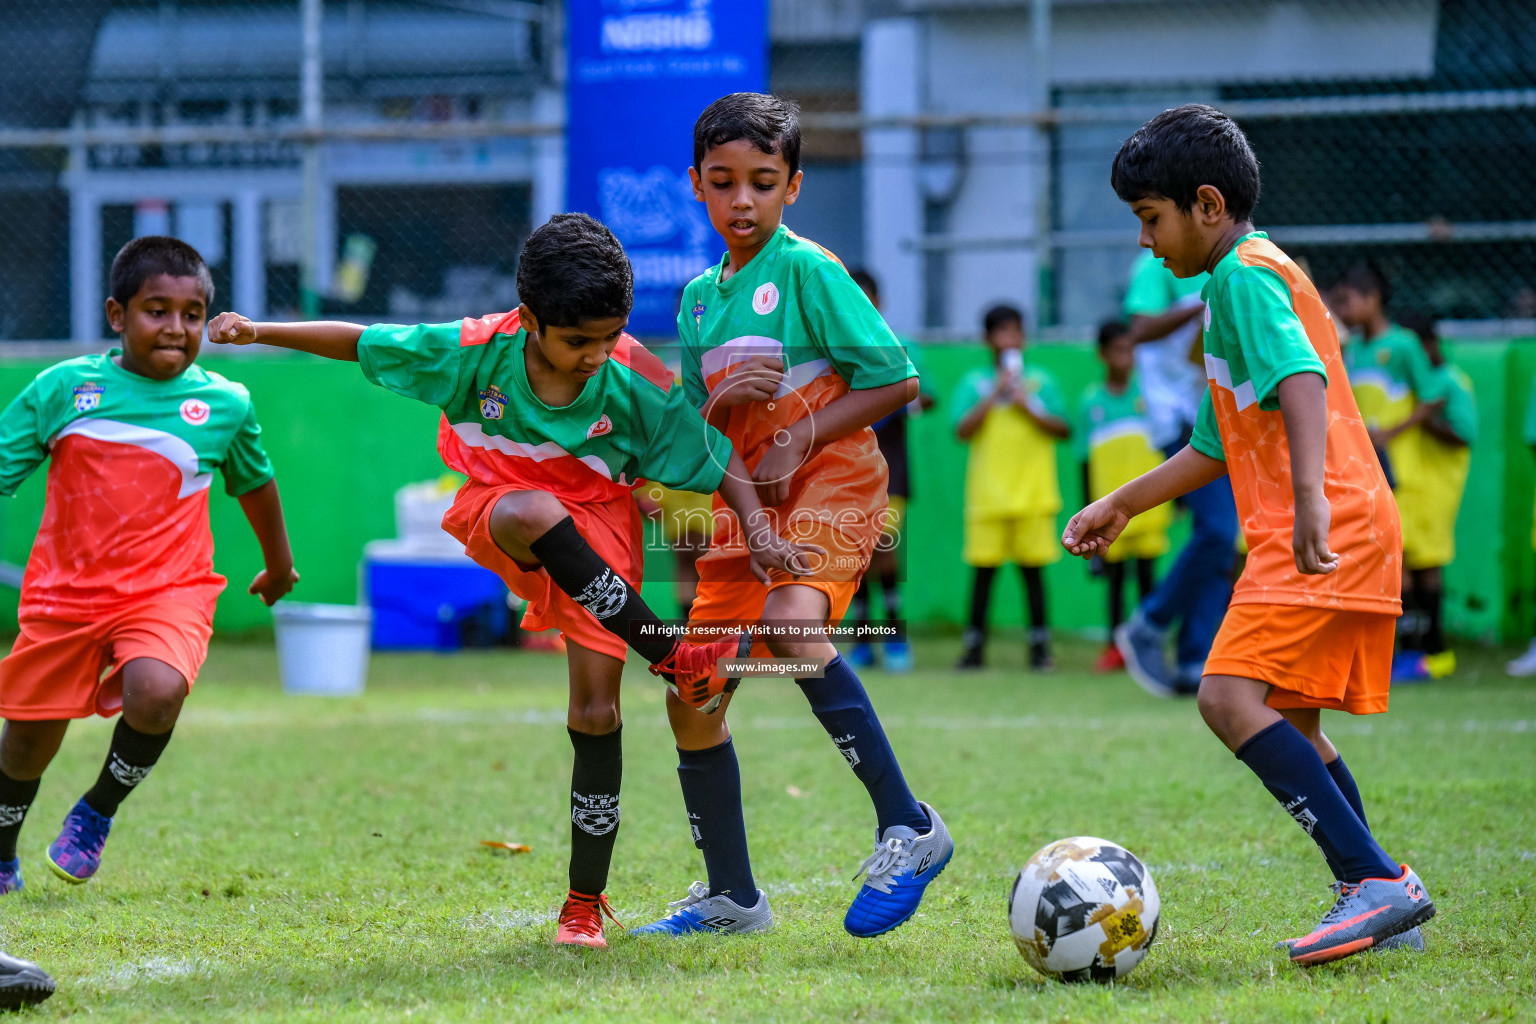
[847,643,876,670]
[1115,612,1174,697]
[843,801,953,938]
[0,858,20,895]
[46,799,112,884]
[630,881,773,936]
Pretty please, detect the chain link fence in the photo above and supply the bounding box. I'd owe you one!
[0,0,1530,341]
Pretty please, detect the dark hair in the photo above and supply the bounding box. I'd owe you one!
[1098,319,1132,349]
[516,213,633,328]
[983,304,1024,336]
[1335,261,1392,306]
[693,93,802,176]
[849,268,879,303]
[1111,104,1261,222]
[1398,310,1438,350]
[109,236,214,306]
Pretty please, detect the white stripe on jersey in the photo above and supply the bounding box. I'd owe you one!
[51,418,213,498]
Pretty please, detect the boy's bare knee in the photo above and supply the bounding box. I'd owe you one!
[121,660,187,735]
[490,491,567,547]
[567,698,620,736]
[666,690,730,749]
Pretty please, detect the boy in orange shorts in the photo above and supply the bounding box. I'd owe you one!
[632,93,951,941]
[1064,105,1434,965]
[0,237,298,894]
[211,213,812,950]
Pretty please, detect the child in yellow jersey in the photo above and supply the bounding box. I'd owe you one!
[954,305,1071,670]
[1078,321,1170,673]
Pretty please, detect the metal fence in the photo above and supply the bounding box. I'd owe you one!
[1,0,1532,341]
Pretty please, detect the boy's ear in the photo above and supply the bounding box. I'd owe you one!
[517,302,540,337]
[689,166,705,203]
[783,169,804,207]
[1194,184,1228,225]
[104,297,126,335]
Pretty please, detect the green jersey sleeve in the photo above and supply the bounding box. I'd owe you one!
[1399,332,1448,405]
[221,400,275,496]
[634,381,733,494]
[0,377,52,497]
[1224,265,1327,409]
[950,369,991,433]
[358,321,475,409]
[799,262,916,390]
[1524,383,1536,446]
[675,293,710,409]
[1190,390,1226,461]
[1029,370,1068,423]
[1438,366,1477,445]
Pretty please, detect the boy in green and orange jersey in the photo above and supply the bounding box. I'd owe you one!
[0,237,298,895]
[211,213,814,950]
[1078,321,1170,672]
[634,93,951,941]
[1066,104,1433,964]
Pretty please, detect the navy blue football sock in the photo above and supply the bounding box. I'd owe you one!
[1321,756,1370,881]
[1235,721,1398,883]
[676,740,756,907]
[798,655,927,834]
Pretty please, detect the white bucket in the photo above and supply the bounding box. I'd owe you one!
[272,603,373,696]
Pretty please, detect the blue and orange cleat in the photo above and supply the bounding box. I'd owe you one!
[843,801,953,938]
[0,858,20,895]
[1288,865,1434,965]
[46,799,111,884]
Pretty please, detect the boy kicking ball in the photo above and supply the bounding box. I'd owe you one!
[210,213,814,950]
[633,93,952,940]
[1063,105,1434,964]
[0,237,298,893]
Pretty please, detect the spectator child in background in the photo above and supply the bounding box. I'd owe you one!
[846,269,934,673]
[1392,314,1474,681]
[1078,321,1170,673]
[953,304,1070,671]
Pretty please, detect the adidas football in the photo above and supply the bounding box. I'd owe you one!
[1008,836,1159,983]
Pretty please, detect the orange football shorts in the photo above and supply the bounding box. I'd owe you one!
[0,601,212,720]
[1205,603,1396,716]
[443,480,644,661]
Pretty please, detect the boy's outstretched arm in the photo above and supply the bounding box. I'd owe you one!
[1278,371,1339,575]
[208,313,363,362]
[1062,446,1226,558]
[715,450,824,582]
[238,479,299,605]
[752,377,916,506]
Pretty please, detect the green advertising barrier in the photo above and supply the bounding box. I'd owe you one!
[0,340,1528,641]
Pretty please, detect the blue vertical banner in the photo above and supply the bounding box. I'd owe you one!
[566,0,767,336]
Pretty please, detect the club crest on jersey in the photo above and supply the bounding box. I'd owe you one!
[692,302,706,326]
[179,398,210,426]
[71,382,103,413]
[478,385,507,421]
[753,282,779,315]
[587,414,613,440]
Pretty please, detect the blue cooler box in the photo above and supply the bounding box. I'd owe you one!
[363,540,511,651]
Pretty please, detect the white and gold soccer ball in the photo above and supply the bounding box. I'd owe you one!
[1008,836,1159,983]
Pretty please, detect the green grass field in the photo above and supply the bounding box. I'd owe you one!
[0,635,1531,1022]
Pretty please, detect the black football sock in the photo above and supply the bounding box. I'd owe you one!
[676,739,756,906]
[529,516,675,664]
[1422,585,1445,655]
[849,580,872,635]
[82,719,174,818]
[1023,566,1050,661]
[0,769,39,862]
[1235,721,1397,883]
[1105,559,1127,633]
[963,565,996,658]
[567,726,622,897]
[880,570,903,629]
[1398,584,1424,651]
[799,655,928,834]
[1136,557,1157,601]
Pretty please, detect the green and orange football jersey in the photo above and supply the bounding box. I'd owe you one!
[676,225,916,548]
[1190,232,1401,614]
[0,351,273,621]
[358,310,733,504]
